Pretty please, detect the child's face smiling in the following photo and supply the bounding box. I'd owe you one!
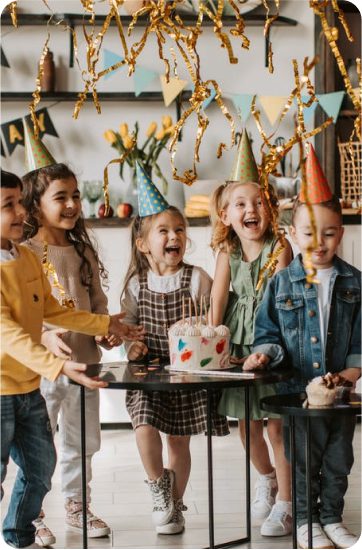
[290,204,344,269]
[1,186,25,249]
[38,177,81,233]
[138,210,187,275]
[221,183,270,243]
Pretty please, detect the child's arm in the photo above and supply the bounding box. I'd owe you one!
[341,301,361,385]
[210,251,230,325]
[41,328,72,359]
[274,238,293,273]
[121,277,149,360]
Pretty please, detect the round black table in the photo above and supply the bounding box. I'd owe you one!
[261,392,362,549]
[76,362,293,549]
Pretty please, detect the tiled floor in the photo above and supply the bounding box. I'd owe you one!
[1,424,361,549]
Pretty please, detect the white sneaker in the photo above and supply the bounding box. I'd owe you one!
[33,516,56,547]
[323,523,359,549]
[297,522,335,549]
[251,471,278,521]
[146,469,175,527]
[261,500,292,537]
[65,499,111,538]
[156,499,187,535]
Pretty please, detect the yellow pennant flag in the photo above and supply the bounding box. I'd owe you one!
[259,96,289,126]
[160,75,188,107]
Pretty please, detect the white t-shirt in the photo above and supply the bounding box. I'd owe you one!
[316,267,335,350]
[0,244,19,263]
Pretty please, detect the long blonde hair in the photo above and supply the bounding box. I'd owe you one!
[210,180,278,252]
[121,206,187,298]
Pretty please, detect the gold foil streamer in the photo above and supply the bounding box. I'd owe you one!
[103,141,136,214]
[8,1,17,27]
[42,243,75,309]
[29,34,51,138]
[262,0,280,73]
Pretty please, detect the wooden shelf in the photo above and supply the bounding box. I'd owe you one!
[1,91,192,102]
[1,13,297,28]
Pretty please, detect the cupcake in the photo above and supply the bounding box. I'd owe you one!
[305,374,337,408]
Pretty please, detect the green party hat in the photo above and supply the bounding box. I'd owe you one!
[229,129,259,183]
[23,118,56,172]
[136,162,169,217]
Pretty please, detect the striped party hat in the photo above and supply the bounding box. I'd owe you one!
[229,129,259,183]
[299,143,332,203]
[136,162,169,217]
[23,118,56,172]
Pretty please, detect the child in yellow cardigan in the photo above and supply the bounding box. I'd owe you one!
[0,171,143,549]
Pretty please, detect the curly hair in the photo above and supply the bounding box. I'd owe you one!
[121,206,187,299]
[21,163,108,288]
[210,180,279,252]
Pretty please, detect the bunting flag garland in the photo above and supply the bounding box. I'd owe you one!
[259,95,289,126]
[300,95,319,124]
[1,108,58,156]
[134,66,158,97]
[317,91,345,123]
[103,49,124,80]
[231,94,254,123]
[1,46,10,68]
[160,75,188,107]
[202,85,217,110]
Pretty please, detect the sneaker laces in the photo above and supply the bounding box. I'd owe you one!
[254,480,275,504]
[146,473,172,512]
[267,505,289,525]
[169,501,187,523]
[328,524,351,537]
[33,518,49,530]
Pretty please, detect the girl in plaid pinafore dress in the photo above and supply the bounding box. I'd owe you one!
[121,206,229,535]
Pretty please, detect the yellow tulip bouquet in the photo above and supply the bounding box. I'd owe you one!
[104,116,175,194]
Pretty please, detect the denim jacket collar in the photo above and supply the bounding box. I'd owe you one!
[288,254,355,283]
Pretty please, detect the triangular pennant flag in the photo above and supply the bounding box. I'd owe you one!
[160,75,188,107]
[259,96,288,126]
[23,118,56,172]
[1,46,10,68]
[103,49,124,80]
[203,86,216,110]
[317,91,345,123]
[229,129,259,183]
[232,94,254,123]
[134,66,158,97]
[299,143,332,203]
[136,162,169,217]
[1,138,6,157]
[300,95,319,124]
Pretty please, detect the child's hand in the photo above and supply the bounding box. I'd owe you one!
[62,361,108,390]
[243,353,270,371]
[128,341,148,361]
[41,328,72,359]
[95,334,123,349]
[108,313,145,341]
[230,355,247,365]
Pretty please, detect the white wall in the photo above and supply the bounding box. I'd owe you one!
[1,0,315,207]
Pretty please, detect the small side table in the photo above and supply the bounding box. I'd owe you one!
[261,392,361,549]
[76,362,293,549]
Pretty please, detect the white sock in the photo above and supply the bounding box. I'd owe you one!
[260,468,276,479]
[275,500,292,514]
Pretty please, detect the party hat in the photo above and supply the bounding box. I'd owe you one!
[229,129,259,183]
[299,143,332,203]
[136,162,169,217]
[23,118,56,172]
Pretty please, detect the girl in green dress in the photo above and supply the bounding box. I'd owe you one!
[210,180,294,537]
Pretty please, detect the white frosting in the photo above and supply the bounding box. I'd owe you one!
[169,323,230,371]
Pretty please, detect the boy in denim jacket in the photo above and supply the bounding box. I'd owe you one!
[244,145,361,549]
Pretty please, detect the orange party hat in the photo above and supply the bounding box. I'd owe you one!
[23,118,56,172]
[299,143,333,203]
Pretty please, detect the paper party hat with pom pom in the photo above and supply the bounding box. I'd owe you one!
[136,162,169,217]
[299,143,333,203]
[23,118,56,172]
[229,129,259,183]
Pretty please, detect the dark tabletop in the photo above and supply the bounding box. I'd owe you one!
[80,362,294,391]
[261,393,362,417]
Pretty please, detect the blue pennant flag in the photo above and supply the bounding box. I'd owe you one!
[203,86,216,110]
[231,94,254,123]
[103,49,124,80]
[300,95,319,124]
[134,66,158,97]
[317,91,345,123]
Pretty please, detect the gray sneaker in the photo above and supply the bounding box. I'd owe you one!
[156,499,187,535]
[146,469,175,526]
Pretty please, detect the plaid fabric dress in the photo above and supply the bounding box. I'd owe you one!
[126,265,229,436]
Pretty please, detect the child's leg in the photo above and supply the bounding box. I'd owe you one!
[135,424,164,480]
[267,418,291,501]
[166,435,191,499]
[239,419,274,474]
[2,391,56,548]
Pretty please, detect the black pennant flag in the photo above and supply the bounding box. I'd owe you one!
[1,47,10,68]
[1,108,59,156]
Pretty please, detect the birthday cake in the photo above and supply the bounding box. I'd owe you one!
[168,317,230,371]
[304,373,353,408]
